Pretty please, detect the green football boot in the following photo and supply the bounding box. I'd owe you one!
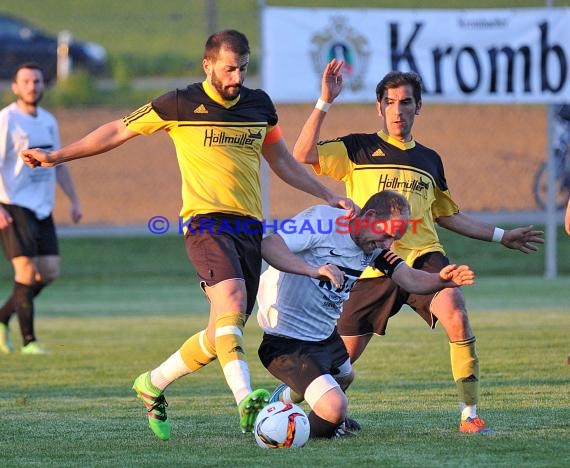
[132,371,171,441]
[238,388,270,433]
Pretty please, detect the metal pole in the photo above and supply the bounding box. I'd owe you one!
[258,0,271,223]
[206,0,217,37]
[544,0,557,279]
[545,105,558,279]
[57,30,72,81]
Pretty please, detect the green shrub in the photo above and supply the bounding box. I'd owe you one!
[44,71,100,107]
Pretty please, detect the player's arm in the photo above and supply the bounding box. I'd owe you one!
[0,205,12,230]
[261,233,345,289]
[262,134,357,216]
[55,164,82,223]
[0,117,13,230]
[21,119,139,167]
[436,211,544,253]
[391,263,475,294]
[293,59,344,165]
[375,249,474,293]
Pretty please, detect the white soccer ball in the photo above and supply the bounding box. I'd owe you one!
[254,401,310,449]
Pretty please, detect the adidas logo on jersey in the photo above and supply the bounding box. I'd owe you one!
[371,148,385,157]
[194,104,208,114]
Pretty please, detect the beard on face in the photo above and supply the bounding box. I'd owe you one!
[353,232,375,255]
[18,91,43,107]
[211,70,240,100]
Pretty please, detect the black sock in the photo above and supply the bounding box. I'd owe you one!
[13,282,36,345]
[0,281,47,326]
[0,295,14,325]
[308,411,340,438]
[32,281,47,298]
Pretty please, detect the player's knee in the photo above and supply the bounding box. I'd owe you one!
[341,335,369,362]
[438,286,467,308]
[206,279,247,312]
[38,267,59,283]
[305,375,348,424]
[433,289,468,319]
[314,388,348,424]
[34,256,60,283]
[12,257,37,284]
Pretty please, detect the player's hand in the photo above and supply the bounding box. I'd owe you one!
[327,195,358,219]
[314,264,345,289]
[439,264,475,287]
[70,201,83,224]
[321,59,344,104]
[0,205,13,230]
[20,148,56,168]
[501,225,544,253]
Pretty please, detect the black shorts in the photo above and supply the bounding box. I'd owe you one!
[184,213,262,315]
[0,204,58,260]
[258,329,349,398]
[337,251,450,336]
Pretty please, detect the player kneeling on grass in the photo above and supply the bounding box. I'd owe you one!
[256,190,475,438]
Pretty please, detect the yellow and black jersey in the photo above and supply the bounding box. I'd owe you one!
[316,130,459,276]
[124,80,278,221]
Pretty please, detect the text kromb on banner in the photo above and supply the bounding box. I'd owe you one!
[261,7,570,104]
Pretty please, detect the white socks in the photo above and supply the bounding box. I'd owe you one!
[150,350,192,391]
[460,402,477,420]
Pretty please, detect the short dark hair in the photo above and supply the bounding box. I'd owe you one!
[12,62,44,82]
[204,29,250,61]
[360,190,410,219]
[376,71,422,104]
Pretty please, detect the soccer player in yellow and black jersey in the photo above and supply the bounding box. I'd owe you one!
[293,58,544,434]
[21,31,355,442]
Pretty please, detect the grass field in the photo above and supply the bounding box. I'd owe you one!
[0,233,568,467]
[0,2,568,464]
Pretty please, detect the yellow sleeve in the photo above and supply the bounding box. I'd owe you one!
[123,103,176,135]
[431,187,460,219]
[314,139,354,181]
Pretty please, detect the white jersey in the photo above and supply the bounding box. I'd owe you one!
[257,205,404,341]
[0,102,59,219]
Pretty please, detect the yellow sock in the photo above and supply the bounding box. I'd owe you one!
[450,336,479,406]
[277,386,304,404]
[179,329,216,372]
[215,313,251,404]
[289,388,304,404]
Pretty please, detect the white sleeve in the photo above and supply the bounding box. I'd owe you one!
[0,112,9,168]
[277,205,328,253]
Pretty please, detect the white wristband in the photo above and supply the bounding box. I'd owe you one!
[492,227,505,243]
[315,98,331,113]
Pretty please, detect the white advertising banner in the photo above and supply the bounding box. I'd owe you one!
[261,7,570,104]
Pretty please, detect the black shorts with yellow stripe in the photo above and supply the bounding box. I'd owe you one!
[183,212,262,314]
[337,251,451,336]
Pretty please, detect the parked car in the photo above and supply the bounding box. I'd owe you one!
[0,13,107,82]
